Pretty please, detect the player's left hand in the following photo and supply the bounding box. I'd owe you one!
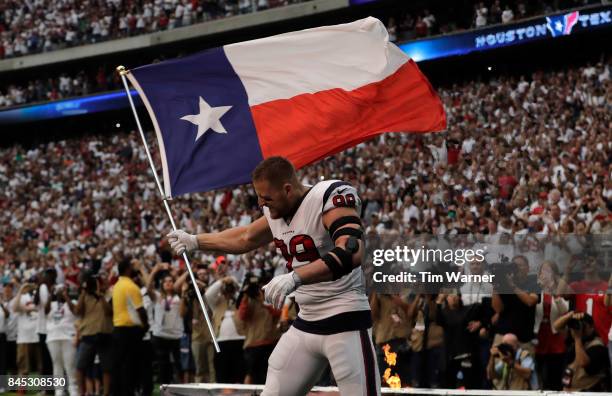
[262,273,297,310]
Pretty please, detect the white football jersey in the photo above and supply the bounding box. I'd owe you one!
[263,180,370,321]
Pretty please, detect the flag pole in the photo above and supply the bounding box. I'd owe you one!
[116,65,220,353]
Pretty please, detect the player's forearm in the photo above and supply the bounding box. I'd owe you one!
[294,259,335,284]
[196,226,256,254]
[295,251,362,285]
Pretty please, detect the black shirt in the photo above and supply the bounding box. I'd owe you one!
[437,304,471,359]
[496,293,536,343]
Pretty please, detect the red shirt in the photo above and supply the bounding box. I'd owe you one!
[536,294,566,355]
[497,175,517,199]
[570,280,612,343]
[447,147,460,165]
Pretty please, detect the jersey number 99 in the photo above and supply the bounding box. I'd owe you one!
[274,235,320,271]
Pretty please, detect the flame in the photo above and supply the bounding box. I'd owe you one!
[382,344,397,366]
[381,345,401,388]
[387,374,401,389]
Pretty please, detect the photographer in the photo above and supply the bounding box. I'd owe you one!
[460,258,494,389]
[487,333,538,390]
[204,275,245,384]
[491,255,538,347]
[369,292,410,383]
[407,294,445,388]
[237,273,282,385]
[74,271,113,396]
[44,284,78,396]
[147,262,187,384]
[553,312,610,392]
[184,265,215,383]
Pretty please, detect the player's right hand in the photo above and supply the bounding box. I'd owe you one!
[166,230,198,255]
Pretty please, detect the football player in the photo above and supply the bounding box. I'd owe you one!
[167,156,379,396]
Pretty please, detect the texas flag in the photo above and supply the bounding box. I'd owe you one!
[127,17,446,198]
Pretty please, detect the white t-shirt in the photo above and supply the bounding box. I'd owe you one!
[17,294,39,344]
[45,301,77,342]
[217,310,244,342]
[151,291,184,339]
[37,284,49,334]
[204,279,245,342]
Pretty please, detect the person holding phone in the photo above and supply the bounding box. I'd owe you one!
[45,284,78,396]
[147,262,187,384]
[74,271,113,396]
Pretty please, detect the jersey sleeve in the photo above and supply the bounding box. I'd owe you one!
[322,182,362,214]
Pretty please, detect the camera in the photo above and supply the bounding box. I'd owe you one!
[51,284,65,301]
[185,280,207,301]
[491,254,513,289]
[567,318,584,331]
[496,343,514,358]
[242,273,261,299]
[80,270,99,295]
[186,284,197,300]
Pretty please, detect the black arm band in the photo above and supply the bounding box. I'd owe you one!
[328,216,362,237]
[331,227,363,242]
[322,253,344,280]
[322,246,355,281]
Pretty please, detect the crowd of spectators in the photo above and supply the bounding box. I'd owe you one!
[1,0,605,108]
[0,0,309,59]
[0,68,121,108]
[385,0,600,42]
[0,59,610,393]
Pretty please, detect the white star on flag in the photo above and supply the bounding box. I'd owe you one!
[180,97,232,141]
[555,21,563,31]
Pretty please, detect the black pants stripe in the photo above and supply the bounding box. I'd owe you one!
[359,329,377,396]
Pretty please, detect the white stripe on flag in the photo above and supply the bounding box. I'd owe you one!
[224,17,409,106]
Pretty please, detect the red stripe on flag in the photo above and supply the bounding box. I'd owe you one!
[250,59,446,169]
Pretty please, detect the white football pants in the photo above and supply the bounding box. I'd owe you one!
[261,326,381,396]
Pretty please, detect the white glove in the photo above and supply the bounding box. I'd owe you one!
[166,230,198,255]
[262,272,301,310]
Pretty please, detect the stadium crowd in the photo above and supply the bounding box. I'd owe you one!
[0,0,310,59]
[0,58,610,394]
[0,0,603,109]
